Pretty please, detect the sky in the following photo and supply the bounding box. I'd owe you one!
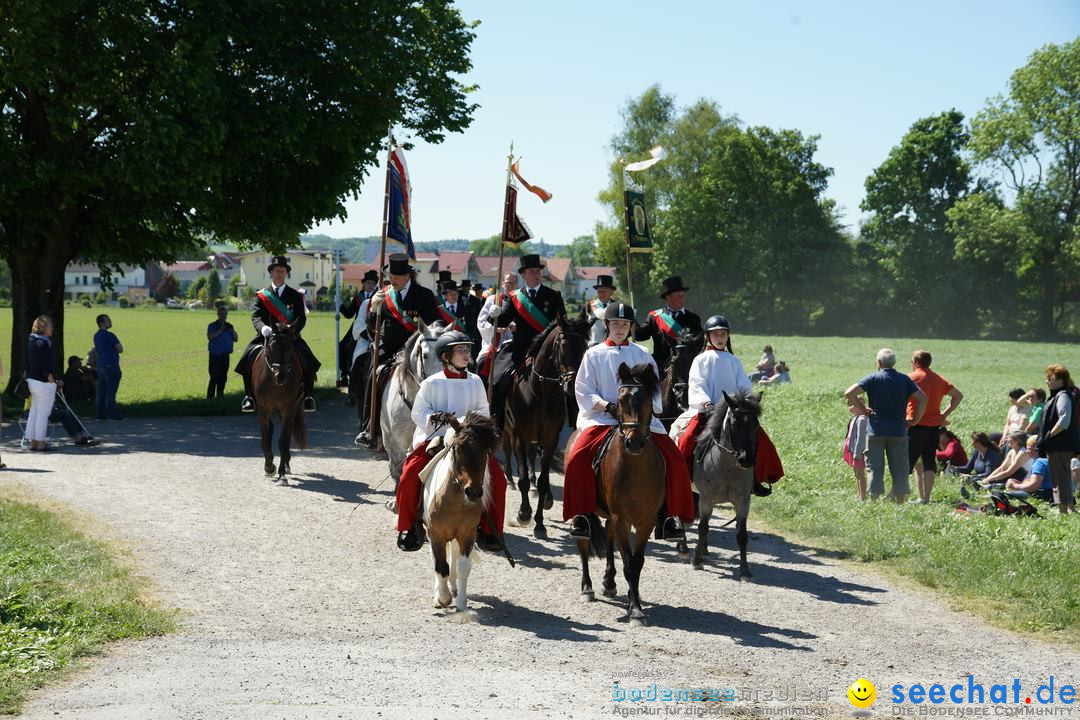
[308,1,1080,246]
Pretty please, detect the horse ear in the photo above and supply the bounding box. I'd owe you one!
[417,318,430,337]
[558,314,568,331]
[446,415,462,433]
[722,390,734,407]
[755,391,763,404]
[618,362,633,383]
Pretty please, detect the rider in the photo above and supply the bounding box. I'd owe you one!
[476,272,518,382]
[562,302,694,540]
[355,253,442,448]
[338,269,378,388]
[671,314,751,479]
[235,255,320,413]
[395,330,507,552]
[580,274,616,347]
[634,275,703,372]
[489,254,566,430]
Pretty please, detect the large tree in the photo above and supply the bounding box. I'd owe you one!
[859,110,976,336]
[949,38,1080,338]
[0,0,477,386]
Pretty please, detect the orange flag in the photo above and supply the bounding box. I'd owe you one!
[510,161,553,203]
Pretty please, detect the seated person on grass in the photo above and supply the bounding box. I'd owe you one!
[956,431,1003,480]
[1005,448,1053,502]
[980,432,1034,487]
[936,429,968,472]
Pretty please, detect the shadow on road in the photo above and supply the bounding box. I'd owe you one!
[470,594,616,643]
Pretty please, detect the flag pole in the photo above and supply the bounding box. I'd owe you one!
[368,125,393,435]
[488,141,514,405]
[620,161,634,308]
[334,249,341,386]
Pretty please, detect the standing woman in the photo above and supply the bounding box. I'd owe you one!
[1037,364,1079,515]
[26,315,61,451]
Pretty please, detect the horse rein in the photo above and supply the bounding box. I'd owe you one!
[261,333,293,386]
[531,332,576,395]
[616,382,652,441]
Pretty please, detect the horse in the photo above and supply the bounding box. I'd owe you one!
[423,412,501,614]
[503,315,590,539]
[658,330,702,430]
[381,321,449,503]
[251,324,309,483]
[574,362,665,627]
[688,390,762,578]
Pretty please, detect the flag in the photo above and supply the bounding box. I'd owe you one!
[624,190,653,254]
[501,184,534,245]
[510,161,553,203]
[387,146,415,259]
[625,145,665,173]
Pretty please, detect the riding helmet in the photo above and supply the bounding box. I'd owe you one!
[434,330,473,359]
[603,302,636,324]
[704,314,730,332]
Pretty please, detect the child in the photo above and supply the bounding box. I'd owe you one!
[843,403,869,500]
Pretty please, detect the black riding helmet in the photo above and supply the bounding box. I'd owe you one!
[703,314,733,353]
[434,330,472,361]
[603,301,636,324]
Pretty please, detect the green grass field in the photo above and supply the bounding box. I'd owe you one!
[1,307,1077,643]
[0,496,176,714]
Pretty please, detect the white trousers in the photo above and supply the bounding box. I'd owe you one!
[26,379,57,442]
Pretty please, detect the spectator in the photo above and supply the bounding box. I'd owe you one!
[1005,445,1053,502]
[36,398,98,446]
[981,432,1034,486]
[207,305,239,399]
[999,388,1030,450]
[758,361,791,386]
[936,429,968,471]
[749,345,777,383]
[1036,364,1079,515]
[1020,388,1048,435]
[842,402,870,501]
[93,314,124,420]
[957,432,1003,480]
[26,315,60,451]
[906,349,964,504]
[61,356,95,403]
[844,348,928,503]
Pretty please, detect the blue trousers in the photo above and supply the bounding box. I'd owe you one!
[96,365,122,419]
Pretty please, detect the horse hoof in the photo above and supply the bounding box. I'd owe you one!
[601,586,617,598]
[629,616,647,628]
[543,492,553,511]
[385,499,397,514]
[676,541,689,556]
[264,464,276,476]
[533,525,548,540]
[692,560,704,570]
[276,476,289,486]
[516,510,533,524]
[434,594,452,608]
[580,591,595,603]
[737,569,753,582]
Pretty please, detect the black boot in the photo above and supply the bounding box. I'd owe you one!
[397,522,426,552]
[303,373,317,413]
[659,517,685,540]
[752,483,773,497]
[241,373,255,413]
[569,514,592,538]
[475,528,502,552]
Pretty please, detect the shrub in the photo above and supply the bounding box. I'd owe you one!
[117,295,131,308]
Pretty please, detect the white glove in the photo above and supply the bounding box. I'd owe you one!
[370,289,386,311]
[261,326,272,338]
[487,304,502,318]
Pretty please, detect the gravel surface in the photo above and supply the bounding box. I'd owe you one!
[3,401,1078,720]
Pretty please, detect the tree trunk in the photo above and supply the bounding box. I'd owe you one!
[5,236,71,394]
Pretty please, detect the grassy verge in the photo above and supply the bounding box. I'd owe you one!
[0,495,176,714]
[737,333,1079,645]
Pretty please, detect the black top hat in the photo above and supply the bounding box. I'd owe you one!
[385,253,413,276]
[362,269,379,283]
[659,275,690,298]
[267,255,291,273]
[438,269,453,282]
[472,283,485,292]
[518,254,545,271]
[593,274,616,290]
[457,279,472,292]
[440,279,460,294]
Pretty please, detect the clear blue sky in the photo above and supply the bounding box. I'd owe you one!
[309,1,1079,246]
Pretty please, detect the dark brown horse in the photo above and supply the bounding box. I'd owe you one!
[251,324,309,483]
[658,330,702,430]
[573,362,665,627]
[504,315,590,539]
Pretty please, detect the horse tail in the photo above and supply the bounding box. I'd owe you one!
[292,407,309,449]
[586,513,606,559]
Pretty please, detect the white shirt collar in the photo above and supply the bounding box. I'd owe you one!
[399,280,411,298]
[271,282,285,294]
[525,283,541,293]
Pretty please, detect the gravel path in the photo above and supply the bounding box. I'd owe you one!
[3,402,1078,720]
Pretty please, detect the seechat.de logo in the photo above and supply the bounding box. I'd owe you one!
[848,678,877,716]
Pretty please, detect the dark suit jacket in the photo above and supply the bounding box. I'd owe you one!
[367,282,442,362]
[495,284,566,364]
[634,307,702,370]
[441,300,475,337]
[252,284,307,336]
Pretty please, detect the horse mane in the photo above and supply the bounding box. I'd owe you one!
[527,316,591,359]
[526,321,561,359]
[704,389,762,436]
[454,411,500,455]
[563,315,592,338]
[626,362,659,397]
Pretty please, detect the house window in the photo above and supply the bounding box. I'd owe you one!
[306,272,310,280]
[83,275,88,285]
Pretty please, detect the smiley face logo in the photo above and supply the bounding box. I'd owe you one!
[847,678,876,709]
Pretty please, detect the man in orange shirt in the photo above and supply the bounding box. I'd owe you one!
[907,349,964,504]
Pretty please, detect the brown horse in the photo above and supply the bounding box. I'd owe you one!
[504,316,589,539]
[658,330,703,430]
[251,324,309,483]
[573,362,665,627]
[423,412,501,614]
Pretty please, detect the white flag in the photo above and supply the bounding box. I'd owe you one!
[625,146,666,172]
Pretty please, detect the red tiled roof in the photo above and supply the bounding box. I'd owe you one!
[575,266,616,281]
[432,251,473,276]
[160,261,210,273]
[544,258,573,283]
[341,263,378,283]
[475,256,503,274]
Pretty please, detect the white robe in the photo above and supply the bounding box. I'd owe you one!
[574,341,665,433]
[585,299,609,346]
[672,349,752,434]
[477,293,512,366]
[410,371,489,448]
[350,298,371,366]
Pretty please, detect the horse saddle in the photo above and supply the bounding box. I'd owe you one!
[692,410,719,467]
[590,426,618,478]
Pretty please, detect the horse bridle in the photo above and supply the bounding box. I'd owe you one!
[531,332,576,395]
[262,332,293,386]
[616,382,653,442]
[710,408,737,456]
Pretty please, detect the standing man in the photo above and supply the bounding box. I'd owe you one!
[356,253,442,448]
[338,269,378,386]
[438,280,472,336]
[94,314,124,420]
[234,256,321,413]
[490,254,566,430]
[476,272,517,384]
[635,276,703,372]
[580,274,616,346]
[206,305,239,399]
[844,348,928,503]
[906,350,964,504]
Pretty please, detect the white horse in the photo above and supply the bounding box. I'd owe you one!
[381,321,448,503]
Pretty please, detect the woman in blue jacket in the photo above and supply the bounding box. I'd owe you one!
[26,315,60,451]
